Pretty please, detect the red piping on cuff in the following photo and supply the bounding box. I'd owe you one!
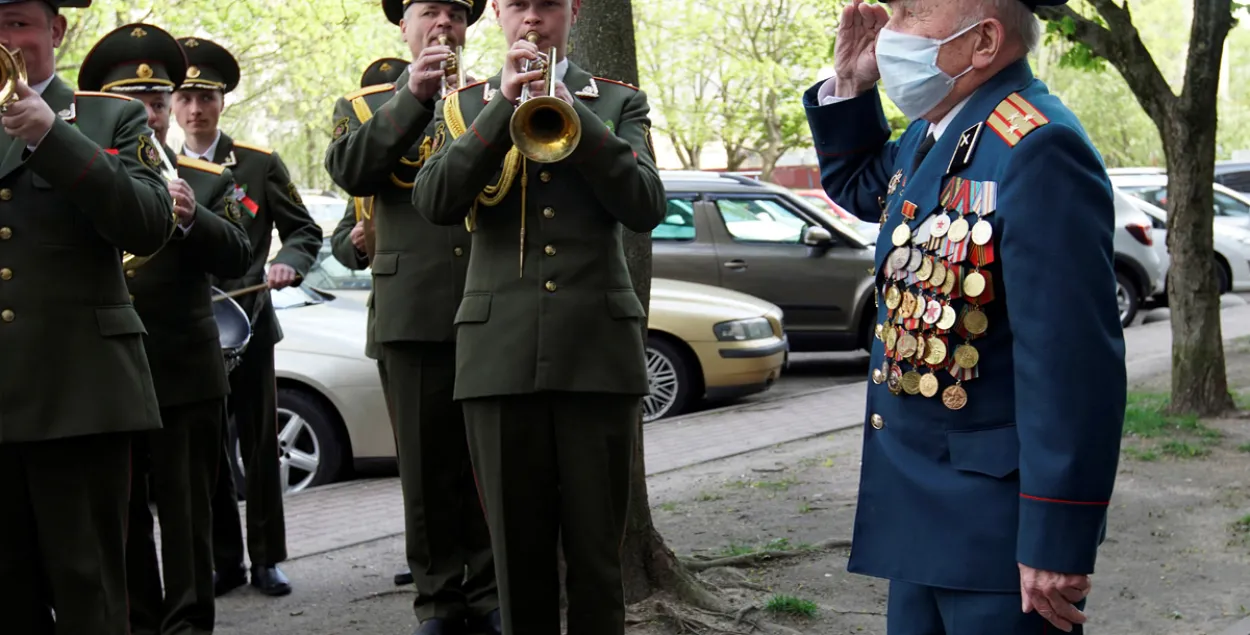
[471,124,491,148]
[73,149,100,188]
[1020,493,1109,506]
[383,109,404,135]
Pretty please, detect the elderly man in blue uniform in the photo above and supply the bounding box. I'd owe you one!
[804,0,1126,633]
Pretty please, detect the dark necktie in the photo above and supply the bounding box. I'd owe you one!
[913,132,937,171]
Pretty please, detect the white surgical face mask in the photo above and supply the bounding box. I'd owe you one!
[875,22,980,121]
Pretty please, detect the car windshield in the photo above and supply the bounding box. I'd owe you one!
[301,239,373,291]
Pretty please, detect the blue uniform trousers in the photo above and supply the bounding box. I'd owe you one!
[887,580,1085,635]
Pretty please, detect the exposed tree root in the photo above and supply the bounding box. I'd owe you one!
[680,537,852,572]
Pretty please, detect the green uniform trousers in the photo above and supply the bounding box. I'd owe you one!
[127,399,224,635]
[378,341,497,621]
[213,321,287,570]
[463,393,639,635]
[0,432,133,635]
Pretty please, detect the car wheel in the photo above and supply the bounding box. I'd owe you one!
[1116,271,1140,328]
[1215,259,1231,295]
[643,336,693,423]
[232,388,346,496]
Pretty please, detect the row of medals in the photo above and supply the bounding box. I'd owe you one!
[872,179,997,412]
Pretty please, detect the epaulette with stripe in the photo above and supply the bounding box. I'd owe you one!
[177,156,226,175]
[75,91,134,101]
[986,93,1050,148]
[344,84,393,101]
[233,141,273,155]
[451,79,488,96]
[594,77,639,91]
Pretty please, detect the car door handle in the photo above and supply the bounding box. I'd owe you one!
[723,259,747,270]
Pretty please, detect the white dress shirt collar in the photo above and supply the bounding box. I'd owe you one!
[184,130,222,162]
[30,75,54,96]
[928,92,974,141]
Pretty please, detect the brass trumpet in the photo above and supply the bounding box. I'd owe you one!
[123,143,181,272]
[438,34,465,97]
[509,31,580,164]
[0,43,27,110]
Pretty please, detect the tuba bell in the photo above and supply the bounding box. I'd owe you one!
[0,43,27,110]
[509,32,580,164]
[438,34,466,97]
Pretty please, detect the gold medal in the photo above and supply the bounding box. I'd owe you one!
[938,305,958,331]
[919,373,940,398]
[911,293,926,320]
[948,216,970,243]
[963,270,986,298]
[941,270,957,296]
[954,343,980,369]
[925,336,948,365]
[885,286,902,310]
[942,384,968,410]
[898,333,918,359]
[885,327,898,353]
[914,335,927,362]
[963,308,989,336]
[971,219,994,246]
[902,370,922,395]
[901,291,916,317]
[929,260,947,288]
[892,223,912,247]
[916,257,933,282]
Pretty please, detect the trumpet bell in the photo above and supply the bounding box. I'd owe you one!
[510,95,581,164]
[0,45,27,106]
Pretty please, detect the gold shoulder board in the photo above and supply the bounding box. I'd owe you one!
[75,91,135,102]
[986,93,1050,148]
[344,84,392,101]
[233,141,274,155]
[177,156,226,175]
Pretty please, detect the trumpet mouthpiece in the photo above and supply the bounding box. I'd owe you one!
[526,31,540,43]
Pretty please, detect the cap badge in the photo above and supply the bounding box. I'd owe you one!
[136,63,153,79]
[380,62,392,72]
[184,38,199,47]
[131,27,147,38]
[187,66,201,79]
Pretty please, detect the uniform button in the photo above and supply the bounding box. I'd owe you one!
[0,188,12,201]
[544,245,556,256]
[542,207,555,219]
[545,281,557,292]
[1,309,13,322]
[129,294,136,302]
[0,227,11,240]
[870,414,884,430]
[453,247,464,257]
[0,268,11,281]
[539,170,552,183]
[125,269,136,278]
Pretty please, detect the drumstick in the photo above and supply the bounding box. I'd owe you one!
[211,275,303,302]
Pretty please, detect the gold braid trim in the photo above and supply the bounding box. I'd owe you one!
[352,94,413,188]
[444,88,523,232]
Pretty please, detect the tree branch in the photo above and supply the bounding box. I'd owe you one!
[1180,0,1234,116]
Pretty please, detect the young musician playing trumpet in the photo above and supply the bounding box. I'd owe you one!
[323,2,498,634]
[412,1,666,633]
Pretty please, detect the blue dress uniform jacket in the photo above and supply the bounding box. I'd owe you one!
[803,59,1127,592]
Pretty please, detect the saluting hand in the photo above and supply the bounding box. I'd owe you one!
[1,80,55,147]
[501,38,545,104]
[833,0,889,98]
[350,221,366,252]
[408,44,452,103]
[168,178,196,224]
[1019,564,1091,633]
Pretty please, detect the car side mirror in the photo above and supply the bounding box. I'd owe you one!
[802,226,833,247]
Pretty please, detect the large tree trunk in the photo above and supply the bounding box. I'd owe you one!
[569,0,714,606]
[1037,0,1235,416]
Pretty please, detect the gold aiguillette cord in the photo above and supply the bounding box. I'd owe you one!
[519,159,528,278]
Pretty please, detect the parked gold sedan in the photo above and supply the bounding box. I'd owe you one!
[259,241,788,493]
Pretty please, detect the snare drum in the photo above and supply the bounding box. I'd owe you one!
[212,286,252,374]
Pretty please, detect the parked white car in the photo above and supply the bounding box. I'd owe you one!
[1108,169,1250,230]
[1124,194,1250,298]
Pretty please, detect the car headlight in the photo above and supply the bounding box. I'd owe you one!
[714,317,774,342]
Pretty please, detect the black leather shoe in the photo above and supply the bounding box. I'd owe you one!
[394,569,413,586]
[466,609,502,635]
[250,565,292,596]
[214,566,247,597]
[414,618,466,635]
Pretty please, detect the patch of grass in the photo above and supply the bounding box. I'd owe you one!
[822,457,835,468]
[1237,444,1250,454]
[798,502,813,514]
[724,477,799,492]
[696,491,723,502]
[764,594,818,618]
[657,502,678,513]
[717,543,758,557]
[1234,515,1250,534]
[1122,392,1221,460]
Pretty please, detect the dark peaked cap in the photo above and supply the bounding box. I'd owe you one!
[382,0,485,26]
[361,57,408,87]
[78,23,187,94]
[175,36,240,93]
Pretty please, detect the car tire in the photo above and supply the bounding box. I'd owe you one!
[1116,271,1140,328]
[232,387,347,496]
[643,335,694,424]
[1215,259,1231,295]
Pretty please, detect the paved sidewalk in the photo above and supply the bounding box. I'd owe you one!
[224,305,1250,561]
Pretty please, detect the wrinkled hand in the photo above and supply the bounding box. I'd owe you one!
[501,38,544,103]
[1019,564,1091,632]
[834,0,889,98]
[168,178,196,224]
[350,221,366,252]
[407,45,452,103]
[2,81,55,147]
[267,263,299,290]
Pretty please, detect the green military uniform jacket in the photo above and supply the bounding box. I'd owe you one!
[323,71,471,346]
[413,64,665,400]
[0,78,176,443]
[193,133,321,344]
[127,152,252,407]
[329,199,380,359]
